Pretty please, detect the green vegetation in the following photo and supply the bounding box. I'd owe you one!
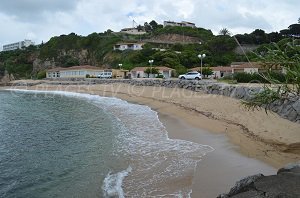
[201,67,213,77]
[144,67,159,77]
[37,70,46,79]
[242,43,300,111]
[0,19,299,80]
[0,47,38,79]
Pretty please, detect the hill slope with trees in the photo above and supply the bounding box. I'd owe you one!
[0,19,299,80]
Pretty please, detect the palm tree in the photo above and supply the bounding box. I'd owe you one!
[219,28,231,36]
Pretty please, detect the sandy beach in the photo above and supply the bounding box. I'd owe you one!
[3,82,300,197]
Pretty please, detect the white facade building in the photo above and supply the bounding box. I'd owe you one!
[113,43,144,51]
[120,28,146,35]
[47,65,110,78]
[163,21,196,28]
[3,40,35,51]
[130,66,174,78]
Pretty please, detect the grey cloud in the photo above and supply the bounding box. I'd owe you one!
[0,0,80,22]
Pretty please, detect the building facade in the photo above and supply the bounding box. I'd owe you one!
[130,66,174,78]
[163,21,196,28]
[47,65,109,78]
[120,28,146,35]
[113,43,144,51]
[3,40,35,51]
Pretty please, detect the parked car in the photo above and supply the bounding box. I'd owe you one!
[97,72,112,78]
[178,72,202,80]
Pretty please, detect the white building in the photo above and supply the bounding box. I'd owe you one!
[163,21,196,28]
[130,66,175,78]
[47,65,110,78]
[190,66,233,79]
[120,28,146,35]
[113,43,144,51]
[3,39,35,51]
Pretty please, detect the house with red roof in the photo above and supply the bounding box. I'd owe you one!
[47,65,109,78]
[130,66,175,78]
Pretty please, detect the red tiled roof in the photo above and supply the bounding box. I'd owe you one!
[190,66,232,72]
[131,66,175,72]
[232,62,261,69]
[47,65,104,72]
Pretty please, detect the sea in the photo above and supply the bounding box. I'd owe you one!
[0,89,214,198]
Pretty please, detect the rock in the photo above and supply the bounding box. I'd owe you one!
[292,99,300,115]
[226,174,264,196]
[219,163,300,198]
[277,161,300,174]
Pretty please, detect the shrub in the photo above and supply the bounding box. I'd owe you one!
[233,72,286,83]
[85,74,90,78]
[37,70,46,79]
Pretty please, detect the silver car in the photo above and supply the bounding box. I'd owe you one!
[178,72,202,80]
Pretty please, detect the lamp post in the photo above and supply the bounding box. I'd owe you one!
[148,59,154,78]
[198,54,206,77]
[118,63,122,70]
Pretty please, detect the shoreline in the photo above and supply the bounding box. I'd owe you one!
[2,83,300,197]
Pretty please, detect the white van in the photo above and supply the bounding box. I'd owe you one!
[97,72,112,78]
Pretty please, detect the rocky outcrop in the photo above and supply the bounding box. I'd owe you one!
[218,161,300,198]
[8,78,300,123]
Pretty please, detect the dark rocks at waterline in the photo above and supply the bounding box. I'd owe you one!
[218,162,300,198]
[7,78,300,123]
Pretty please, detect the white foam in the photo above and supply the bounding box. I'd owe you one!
[8,89,215,197]
[102,166,132,198]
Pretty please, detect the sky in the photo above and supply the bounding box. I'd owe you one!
[0,0,299,48]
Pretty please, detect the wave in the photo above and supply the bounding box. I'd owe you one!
[102,166,132,198]
[7,89,214,197]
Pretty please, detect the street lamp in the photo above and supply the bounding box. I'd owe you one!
[149,59,154,78]
[118,63,122,70]
[198,54,206,77]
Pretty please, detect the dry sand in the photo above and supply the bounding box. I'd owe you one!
[3,82,300,197]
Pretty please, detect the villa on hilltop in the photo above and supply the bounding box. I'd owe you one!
[120,27,146,35]
[113,42,144,51]
[3,39,35,51]
[163,21,196,28]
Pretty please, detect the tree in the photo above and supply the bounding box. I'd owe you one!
[144,22,152,32]
[251,29,267,44]
[144,67,159,78]
[219,28,231,36]
[201,67,213,77]
[242,44,300,112]
[149,20,159,31]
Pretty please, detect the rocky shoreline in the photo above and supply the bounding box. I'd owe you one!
[7,78,300,123]
[218,162,300,198]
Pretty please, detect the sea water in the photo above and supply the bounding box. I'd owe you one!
[0,90,213,197]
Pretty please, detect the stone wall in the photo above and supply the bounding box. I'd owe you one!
[10,78,300,123]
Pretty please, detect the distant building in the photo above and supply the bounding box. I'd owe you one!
[190,66,233,78]
[120,28,146,35]
[163,21,196,28]
[130,66,175,78]
[3,39,35,51]
[47,65,108,78]
[231,62,263,74]
[113,43,144,51]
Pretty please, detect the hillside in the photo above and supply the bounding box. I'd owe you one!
[0,20,299,80]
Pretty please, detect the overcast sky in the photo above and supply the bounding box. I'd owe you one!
[0,0,299,48]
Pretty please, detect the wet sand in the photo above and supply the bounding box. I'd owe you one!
[159,113,276,197]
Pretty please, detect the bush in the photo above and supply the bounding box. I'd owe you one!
[85,74,90,78]
[37,70,46,79]
[233,72,286,83]
[156,74,164,78]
